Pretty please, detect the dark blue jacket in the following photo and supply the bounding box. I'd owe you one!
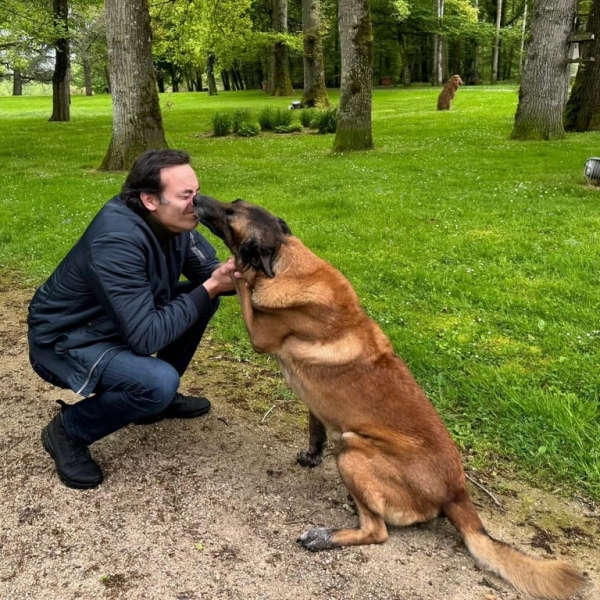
[28,196,221,396]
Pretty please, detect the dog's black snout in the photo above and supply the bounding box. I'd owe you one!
[193,193,213,207]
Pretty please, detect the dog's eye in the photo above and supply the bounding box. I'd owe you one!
[225,208,234,216]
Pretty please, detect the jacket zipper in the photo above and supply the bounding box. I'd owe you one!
[76,345,126,395]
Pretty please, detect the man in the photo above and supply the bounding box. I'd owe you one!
[28,149,237,490]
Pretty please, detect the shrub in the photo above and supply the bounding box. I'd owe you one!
[274,123,303,134]
[299,109,316,128]
[273,107,294,128]
[312,107,337,134]
[258,107,276,131]
[233,108,253,133]
[237,122,260,137]
[212,112,232,137]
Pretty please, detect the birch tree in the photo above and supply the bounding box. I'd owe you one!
[433,0,445,85]
[491,0,503,82]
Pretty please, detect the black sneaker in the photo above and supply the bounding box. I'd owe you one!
[41,412,103,489]
[134,393,212,425]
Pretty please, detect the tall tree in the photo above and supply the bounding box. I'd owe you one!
[564,0,600,131]
[491,0,503,82]
[71,6,107,96]
[432,0,445,85]
[271,0,295,95]
[302,0,331,107]
[49,0,70,121]
[510,0,577,140]
[100,0,167,171]
[333,0,374,152]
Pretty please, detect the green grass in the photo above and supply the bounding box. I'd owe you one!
[1,88,599,500]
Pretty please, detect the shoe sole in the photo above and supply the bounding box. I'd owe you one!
[41,427,103,490]
[134,404,211,425]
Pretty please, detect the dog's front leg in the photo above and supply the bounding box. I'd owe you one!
[297,411,327,467]
[232,275,259,345]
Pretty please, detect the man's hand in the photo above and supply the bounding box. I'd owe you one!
[202,257,243,298]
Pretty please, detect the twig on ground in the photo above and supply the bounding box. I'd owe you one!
[466,473,504,509]
[261,405,277,424]
[261,400,292,424]
[0,437,24,461]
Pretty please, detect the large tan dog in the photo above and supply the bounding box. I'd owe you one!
[194,195,586,600]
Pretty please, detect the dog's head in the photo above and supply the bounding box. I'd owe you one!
[452,74,464,87]
[194,194,292,278]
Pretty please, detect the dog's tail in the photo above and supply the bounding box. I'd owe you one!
[443,491,586,599]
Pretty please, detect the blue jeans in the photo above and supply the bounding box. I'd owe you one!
[34,290,219,445]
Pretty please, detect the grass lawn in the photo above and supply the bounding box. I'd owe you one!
[1,87,599,500]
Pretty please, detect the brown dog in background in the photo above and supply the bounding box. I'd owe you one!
[438,74,463,110]
[194,195,586,600]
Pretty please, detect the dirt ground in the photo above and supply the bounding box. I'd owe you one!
[1,283,599,600]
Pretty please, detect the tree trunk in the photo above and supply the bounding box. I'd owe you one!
[100,0,168,171]
[12,70,23,96]
[510,0,578,140]
[564,0,600,131]
[207,54,218,95]
[302,0,331,107]
[432,0,445,85]
[49,0,70,122]
[519,0,528,77]
[271,0,295,96]
[333,0,374,152]
[221,70,231,91]
[156,68,166,93]
[83,56,93,96]
[169,63,179,92]
[492,0,503,83]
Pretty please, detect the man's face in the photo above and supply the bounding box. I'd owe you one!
[141,163,200,233]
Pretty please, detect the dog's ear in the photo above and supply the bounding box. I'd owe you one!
[277,218,292,236]
[240,238,277,278]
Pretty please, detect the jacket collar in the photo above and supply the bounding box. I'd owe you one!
[142,211,177,249]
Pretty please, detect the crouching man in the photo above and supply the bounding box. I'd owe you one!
[28,149,237,489]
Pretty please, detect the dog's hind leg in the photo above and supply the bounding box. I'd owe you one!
[298,432,390,550]
[298,431,434,551]
[297,411,327,467]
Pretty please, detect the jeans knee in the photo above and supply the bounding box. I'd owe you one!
[143,362,180,410]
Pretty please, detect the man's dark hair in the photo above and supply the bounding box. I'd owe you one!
[121,149,191,212]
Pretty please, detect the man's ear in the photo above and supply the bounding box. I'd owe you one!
[140,192,158,212]
[240,238,277,278]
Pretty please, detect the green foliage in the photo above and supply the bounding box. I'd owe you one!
[232,108,253,133]
[311,106,337,134]
[274,123,302,134]
[1,89,600,501]
[258,107,276,131]
[237,121,260,137]
[259,106,296,131]
[212,111,232,136]
[299,108,316,128]
[272,107,294,128]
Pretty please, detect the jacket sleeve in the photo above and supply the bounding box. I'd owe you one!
[87,233,213,356]
[182,230,221,284]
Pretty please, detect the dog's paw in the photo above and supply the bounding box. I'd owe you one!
[297,527,336,551]
[296,450,322,468]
